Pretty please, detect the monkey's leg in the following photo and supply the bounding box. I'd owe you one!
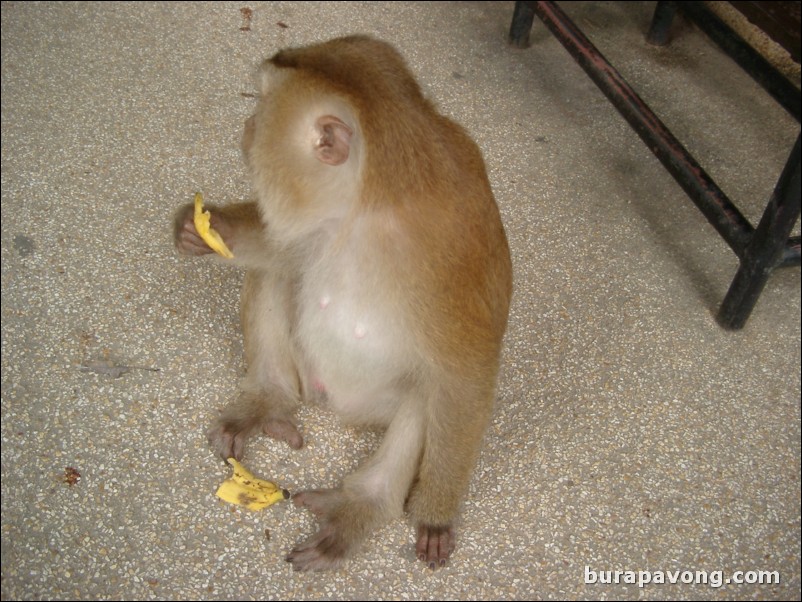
[207,270,303,458]
[286,399,423,571]
[406,383,495,569]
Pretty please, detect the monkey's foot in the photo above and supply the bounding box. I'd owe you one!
[285,523,350,572]
[416,524,455,569]
[286,489,369,571]
[291,489,341,518]
[263,418,304,450]
[208,416,303,460]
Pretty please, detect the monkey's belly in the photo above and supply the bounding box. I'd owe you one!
[297,291,406,426]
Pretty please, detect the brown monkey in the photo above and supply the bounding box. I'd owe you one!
[174,35,512,571]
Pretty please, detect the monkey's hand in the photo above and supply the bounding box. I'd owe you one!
[193,193,235,258]
[215,457,290,511]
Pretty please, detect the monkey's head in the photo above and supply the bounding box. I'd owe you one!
[241,36,433,243]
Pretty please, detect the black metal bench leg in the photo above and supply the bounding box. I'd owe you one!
[646,1,677,46]
[717,133,802,329]
[509,1,536,48]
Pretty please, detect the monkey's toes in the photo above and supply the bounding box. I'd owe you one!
[206,423,248,460]
[285,525,348,572]
[263,418,303,449]
[292,489,341,518]
[416,524,455,569]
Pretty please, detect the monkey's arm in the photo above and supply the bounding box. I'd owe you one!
[173,201,271,269]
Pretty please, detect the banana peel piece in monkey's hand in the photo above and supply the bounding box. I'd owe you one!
[193,192,234,259]
[215,458,290,511]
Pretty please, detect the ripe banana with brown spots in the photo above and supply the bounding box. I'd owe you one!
[215,458,289,511]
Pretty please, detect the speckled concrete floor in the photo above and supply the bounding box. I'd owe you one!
[1,2,799,600]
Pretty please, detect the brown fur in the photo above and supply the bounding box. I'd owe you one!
[173,35,512,571]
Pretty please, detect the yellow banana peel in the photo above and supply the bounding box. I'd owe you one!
[193,192,234,259]
[215,457,289,511]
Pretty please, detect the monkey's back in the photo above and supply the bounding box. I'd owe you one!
[272,35,512,379]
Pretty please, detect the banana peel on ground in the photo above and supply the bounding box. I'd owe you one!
[193,192,234,259]
[216,457,290,511]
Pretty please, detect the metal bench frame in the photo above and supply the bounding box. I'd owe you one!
[510,1,800,329]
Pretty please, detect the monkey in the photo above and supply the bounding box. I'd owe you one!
[173,35,512,571]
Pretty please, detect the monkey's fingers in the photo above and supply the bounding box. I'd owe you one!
[416,524,455,569]
[173,203,213,256]
[193,192,234,258]
[177,220,216,256]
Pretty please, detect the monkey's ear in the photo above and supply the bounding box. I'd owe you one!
[314,115,352,166]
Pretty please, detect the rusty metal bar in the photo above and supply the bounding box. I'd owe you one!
[645,1,677,47]
[718,133,801,329]
[509,0,536,49]
[523,0,755,258]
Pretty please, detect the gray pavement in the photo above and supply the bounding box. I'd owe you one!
[1,2,799,600]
